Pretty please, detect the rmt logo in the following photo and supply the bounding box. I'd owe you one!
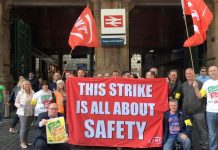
[149,137,162,144]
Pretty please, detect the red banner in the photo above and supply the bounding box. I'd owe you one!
[66,77,168,148]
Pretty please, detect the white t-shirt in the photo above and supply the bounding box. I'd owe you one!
[33,90,53,116]
[201,79,218,112]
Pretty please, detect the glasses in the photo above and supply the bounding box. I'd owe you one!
[201,70,206,72]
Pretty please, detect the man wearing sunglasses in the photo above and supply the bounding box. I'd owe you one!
[196,66,210,83]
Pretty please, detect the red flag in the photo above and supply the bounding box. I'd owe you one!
[68,6,99,49]
[182,0,213,47]
[197,0,213,35]
[181,0,191,15]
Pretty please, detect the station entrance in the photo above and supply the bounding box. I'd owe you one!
[9,2,206,80]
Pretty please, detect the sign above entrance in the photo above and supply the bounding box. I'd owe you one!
[101,9,126,34]
[104,15,123,28]
[101,35,126,46]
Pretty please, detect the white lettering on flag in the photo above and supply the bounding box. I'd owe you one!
[85,14,93,44]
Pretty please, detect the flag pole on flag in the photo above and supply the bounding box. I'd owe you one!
[61,5,99,79]
[181,0,195,71]
[181,0,213,72]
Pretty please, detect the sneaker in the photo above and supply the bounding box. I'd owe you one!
[26,143,32,146]
[9,128,18,134]
[20,143,27,149]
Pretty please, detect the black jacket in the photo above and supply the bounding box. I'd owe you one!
[33,112,64,142]
[169,80,182,100]
[163,110,192,144]
[28,78,39,92]
[49,82,57,91]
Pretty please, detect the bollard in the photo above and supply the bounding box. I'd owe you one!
[4,91,10,118]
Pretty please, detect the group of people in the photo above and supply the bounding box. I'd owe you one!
[164,66,218,150]
[0,65,218,150]
[6,72,68,149]
[93,66,217,150]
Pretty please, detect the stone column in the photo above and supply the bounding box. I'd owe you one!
[91,0,133,75]
[206,0,217,66]
[0,1,12,88]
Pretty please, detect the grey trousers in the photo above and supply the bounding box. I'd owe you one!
[19,116,32,143]
[192,112,208,150]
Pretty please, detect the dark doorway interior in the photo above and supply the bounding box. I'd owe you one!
[129,6,204,78]
[10,6,91,79]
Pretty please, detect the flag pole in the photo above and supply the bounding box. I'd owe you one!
[183,15,195,72]
[181,0,195,72]
[61,48,74,79]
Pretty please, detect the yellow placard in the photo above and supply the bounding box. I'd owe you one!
[46,117,68,144]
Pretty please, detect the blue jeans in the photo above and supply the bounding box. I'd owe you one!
[0,102,3,122]
[163,133,191,150]
[206,112,218,150]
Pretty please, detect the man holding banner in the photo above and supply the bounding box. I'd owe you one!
[32,103,70,150]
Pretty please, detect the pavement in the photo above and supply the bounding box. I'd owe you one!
[0,116,116,150]
[0,111,214,150]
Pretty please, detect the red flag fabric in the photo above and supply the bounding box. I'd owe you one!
[182,0,213,47]
[181,0,191,15]
[68,6,99,49]
[66,77,168,148]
